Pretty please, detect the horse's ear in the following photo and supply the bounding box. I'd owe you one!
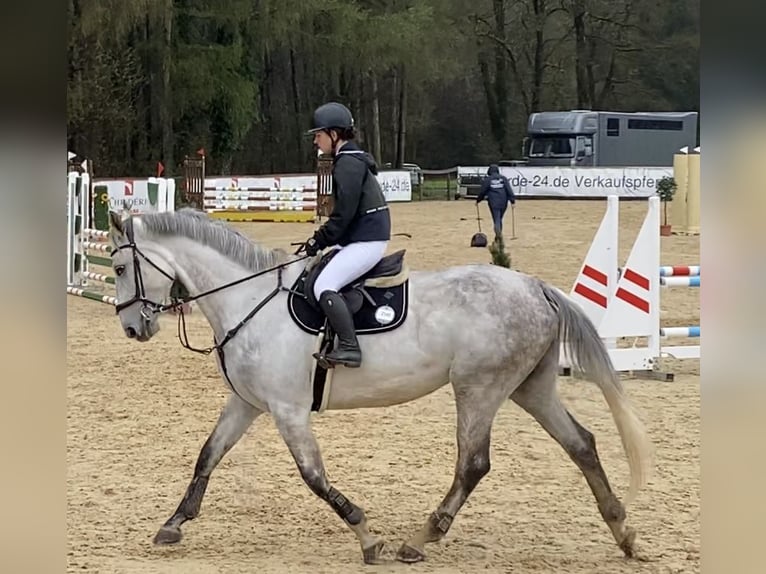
[108,210,125,234]
[109,209,130,237]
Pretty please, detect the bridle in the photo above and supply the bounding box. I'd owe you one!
[112,217,177,320]
[111,217,309,358]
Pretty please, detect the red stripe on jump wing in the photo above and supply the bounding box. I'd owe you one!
[623,268,650,290]
[574,283,607,308]
[582,265,608,286]
[616,287,650,314]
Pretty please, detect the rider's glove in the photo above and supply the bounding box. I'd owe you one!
[304,236,320,256]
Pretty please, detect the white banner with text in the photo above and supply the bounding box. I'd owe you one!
[375,170,412,202]
[459,166,673,198]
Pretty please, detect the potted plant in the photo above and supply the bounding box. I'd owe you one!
[656,176,677,236]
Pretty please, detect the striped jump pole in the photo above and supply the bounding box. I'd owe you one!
[67,286,117,306]
[82,271,115,285]
[660,275,700,287]
[660,326,700,338]
[83,241,112,253]
[85,228,110,239]
[659,265,699,277]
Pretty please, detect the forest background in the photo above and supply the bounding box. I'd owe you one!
[67,0,699,178]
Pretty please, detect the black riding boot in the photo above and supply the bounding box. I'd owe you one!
[316,290,361,368]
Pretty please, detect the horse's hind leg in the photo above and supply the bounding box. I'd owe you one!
[396,378,509,563]
[510,342,638,558]
[153,394,261,545]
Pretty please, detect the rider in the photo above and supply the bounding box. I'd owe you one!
[302,102,391,368]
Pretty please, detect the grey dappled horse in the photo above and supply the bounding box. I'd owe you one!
[106,208,653,565]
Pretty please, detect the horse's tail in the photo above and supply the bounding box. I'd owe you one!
[541,283,654,508]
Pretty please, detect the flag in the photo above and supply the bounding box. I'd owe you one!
[157,161,164,177]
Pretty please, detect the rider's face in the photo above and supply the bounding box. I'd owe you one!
[313,130,335,155]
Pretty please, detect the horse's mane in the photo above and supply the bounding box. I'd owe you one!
[137,208,289,272]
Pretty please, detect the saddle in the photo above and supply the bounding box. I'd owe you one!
[286,248,410,336]
[286,249,411,413]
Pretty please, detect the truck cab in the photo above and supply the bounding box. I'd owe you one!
[523,110,598,167]
[523,110,698,167]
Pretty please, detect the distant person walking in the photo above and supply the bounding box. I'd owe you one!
[476,164,516,236]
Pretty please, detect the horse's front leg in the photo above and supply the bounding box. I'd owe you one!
[154,394,262,545]
[272,404,385,564]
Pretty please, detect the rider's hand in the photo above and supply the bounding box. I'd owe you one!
[304,236,320,256]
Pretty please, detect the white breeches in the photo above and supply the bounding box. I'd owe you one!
[313,240,389,300]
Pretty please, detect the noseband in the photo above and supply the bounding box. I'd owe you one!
[111,217,177,319]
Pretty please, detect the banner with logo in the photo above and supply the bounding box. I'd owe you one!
[458,166,673,198]
[93,178,176,214]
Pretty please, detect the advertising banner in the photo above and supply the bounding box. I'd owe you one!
[458,166,673,198]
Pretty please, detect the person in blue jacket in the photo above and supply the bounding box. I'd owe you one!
[476,164,516,236]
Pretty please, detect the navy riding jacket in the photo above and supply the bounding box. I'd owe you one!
[477,164,516,210]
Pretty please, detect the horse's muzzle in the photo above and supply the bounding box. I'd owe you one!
[123,313,158,342]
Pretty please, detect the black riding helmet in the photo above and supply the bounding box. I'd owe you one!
[307,102,354,134]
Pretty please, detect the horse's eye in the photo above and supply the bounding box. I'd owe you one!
[114,265,126,276]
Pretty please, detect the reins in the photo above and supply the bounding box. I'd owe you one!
[112,217,311,356]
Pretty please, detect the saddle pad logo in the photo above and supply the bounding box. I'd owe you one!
[374,305,396,325]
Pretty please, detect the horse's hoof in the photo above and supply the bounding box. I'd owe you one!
[362,539,386,564]
[153,526,182,545]
[619,526,637,558]
[396,543,426,563]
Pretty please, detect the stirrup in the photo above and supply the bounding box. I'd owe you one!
[313,350,332,370]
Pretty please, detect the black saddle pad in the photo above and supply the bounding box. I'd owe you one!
[287,275,409,336]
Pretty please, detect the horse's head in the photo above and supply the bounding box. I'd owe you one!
[108,209,176,342]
